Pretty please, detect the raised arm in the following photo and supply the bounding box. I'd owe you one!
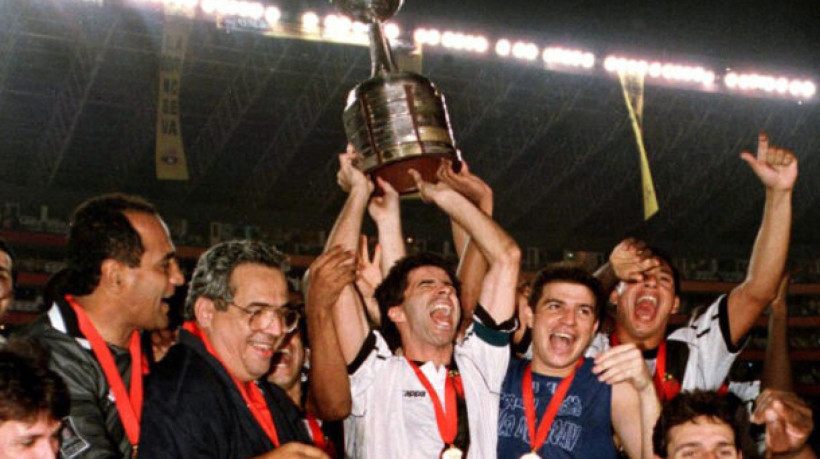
[305,246,356,421]
[436,159,494,334]
[367,176,405,276]
[324,147,372,364]
[410,167,519,324]
[595,343,660,459]
[762,273,793,392]
[728,133,797,346]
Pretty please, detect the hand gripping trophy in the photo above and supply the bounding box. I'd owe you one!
[332,0,461,195]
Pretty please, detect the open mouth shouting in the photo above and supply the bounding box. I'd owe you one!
[548,331,577,355]
[429,301,455,330]
[634,294,659,323]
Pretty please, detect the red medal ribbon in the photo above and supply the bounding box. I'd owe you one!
[522,359,583,453]
[305,413,331,453]
[66,295,143,448]
[183,321,280,447]
[610,333,677,401]
[405,358,458,446]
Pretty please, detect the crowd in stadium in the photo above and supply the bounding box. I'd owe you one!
[0,134,814,458]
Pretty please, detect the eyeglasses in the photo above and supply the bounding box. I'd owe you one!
[223,300,301,333]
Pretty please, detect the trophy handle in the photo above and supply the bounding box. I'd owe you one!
[368,21,398,76]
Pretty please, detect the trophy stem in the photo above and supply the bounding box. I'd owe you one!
[368,22,398,76]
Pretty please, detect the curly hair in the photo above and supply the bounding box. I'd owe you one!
[185,239,288,319]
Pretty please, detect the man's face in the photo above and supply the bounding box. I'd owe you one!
[391,266,460,349]
[0,250,12,317]
[527,281,598,376]
[0,416,60,459]
[613,259,680,343]
[664,416,740,459]
[207,263,290,383]
[121,212,184,332]
[267,330,306,392]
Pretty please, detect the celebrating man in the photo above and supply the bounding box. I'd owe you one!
[140,240,327,458]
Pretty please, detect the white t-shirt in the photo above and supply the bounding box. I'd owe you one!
[345,318,511,459]
[586,295,745,392]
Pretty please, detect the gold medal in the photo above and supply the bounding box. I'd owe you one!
[519,453,541,459]
[441,445,463,459]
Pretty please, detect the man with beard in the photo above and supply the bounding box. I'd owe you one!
[24,194,184,458]
[588,133,798,400]
[140,240,327,458]
[498,266,660,458]
[308,150,521,458]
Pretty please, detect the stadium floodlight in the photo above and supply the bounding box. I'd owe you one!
[414,28,442,47]
[384,23,400,40]
[512,41,538,61]
[542,47,595,69]
[724,72,815,99]
[604,55,715,87]
[301,11,320,32]
[199,0,265,19]
[495,39,512,57]
[264,6,280,24]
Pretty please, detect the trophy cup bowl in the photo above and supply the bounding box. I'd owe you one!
[334,0,460,195]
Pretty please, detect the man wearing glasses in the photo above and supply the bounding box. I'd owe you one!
[140,240,328,458]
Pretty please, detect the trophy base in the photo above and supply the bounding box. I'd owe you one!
[371,154,451,196]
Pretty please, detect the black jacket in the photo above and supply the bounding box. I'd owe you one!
[139,329,310,458]
[23,299,132,459]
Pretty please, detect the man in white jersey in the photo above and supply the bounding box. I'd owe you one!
[587,133,798,400]
[308,150,520,459]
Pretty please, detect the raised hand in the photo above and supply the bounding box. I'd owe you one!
[609,238,660,283]
[436,159,493,212]
[751,389,814,456]
[408,168,452,204]
[355,236,382,301]
[592,343,653,391]
[740,132,798,192]
[337,144,372,194]
[307,246,356,313]
[367,176,400,223]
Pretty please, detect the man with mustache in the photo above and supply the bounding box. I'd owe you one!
[588,133,798,400]
[25,194,184,458]
[140,240,328,458]
[309,149,521,458]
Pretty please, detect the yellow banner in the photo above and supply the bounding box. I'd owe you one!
[618,72,658,220]
[155,10,191,180]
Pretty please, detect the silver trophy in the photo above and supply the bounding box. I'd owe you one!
[333,0,460,195]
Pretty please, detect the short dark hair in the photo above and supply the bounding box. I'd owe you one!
[652,390,742,457]
[648,246,681,296]
[0,345,69,423]
[185,239,288,319]
[0,239,16,285]
[66,193,157,296]
[375,253,461,351]
[528,264,606,323]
